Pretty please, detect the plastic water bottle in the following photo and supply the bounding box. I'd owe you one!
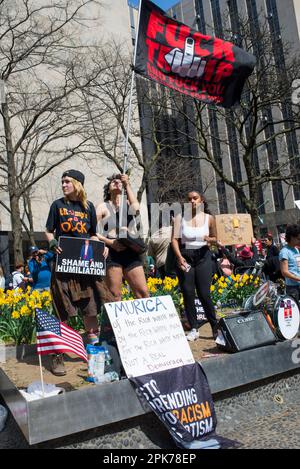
[104,348,113,373]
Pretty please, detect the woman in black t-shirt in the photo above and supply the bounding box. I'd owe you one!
[45,169,111,376]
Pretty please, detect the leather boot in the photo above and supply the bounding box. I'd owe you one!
[50,354,66,376]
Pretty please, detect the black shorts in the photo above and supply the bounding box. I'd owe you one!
[107,246,143,272]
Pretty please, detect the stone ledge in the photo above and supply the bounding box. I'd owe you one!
[1,339,299,445]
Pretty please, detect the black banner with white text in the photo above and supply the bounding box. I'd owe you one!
[131,363,229,449]
[135,0,256,107]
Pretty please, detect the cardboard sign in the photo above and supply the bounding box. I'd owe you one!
[215,214,253,246]
[105,295,195,378]
[56,236,106,276]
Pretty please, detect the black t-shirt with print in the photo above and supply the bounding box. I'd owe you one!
[46,198,97,239]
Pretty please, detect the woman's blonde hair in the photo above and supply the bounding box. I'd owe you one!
[65,178,88,210]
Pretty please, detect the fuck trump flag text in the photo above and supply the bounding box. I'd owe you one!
[135,0,256,107]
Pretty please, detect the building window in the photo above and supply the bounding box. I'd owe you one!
[210,0,223,38]
[217,179,228,214]
[266,0,281,38]
[246,0,263,57]
[227,0,242,47]
[266,0,285,71]
[195,0,206,34]
[209,108,228,213]
[226,110,245,212]
[262,107,285,211]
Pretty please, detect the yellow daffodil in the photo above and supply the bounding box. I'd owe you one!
[12,310,20,319]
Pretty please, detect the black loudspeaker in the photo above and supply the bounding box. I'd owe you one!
[218,310,277,352]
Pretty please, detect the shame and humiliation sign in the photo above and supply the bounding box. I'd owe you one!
[56,236,106,276]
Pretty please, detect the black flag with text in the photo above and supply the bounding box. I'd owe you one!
[135,0,256,108]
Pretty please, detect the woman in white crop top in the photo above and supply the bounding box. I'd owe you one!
[171,190,218,342]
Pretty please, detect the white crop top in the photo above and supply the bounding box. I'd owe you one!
[181,215,209,250]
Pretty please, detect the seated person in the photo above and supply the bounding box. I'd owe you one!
[217,239,258,274]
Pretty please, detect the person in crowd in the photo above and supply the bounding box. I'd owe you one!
[217,241,259,274]
[0,264,5,290]
[262,255,282,282]
[264,233,279,259]
[279,224,300,304]
[171,190,218,342]
[148,262,156,278]
[27,246,54,292]
[96,173,149,302]
[148,225,173,279]
[24,264,33,288]
[146,255,156,277]
[9,263,29,290]
[218,251,235,278]
[45,169,111,377]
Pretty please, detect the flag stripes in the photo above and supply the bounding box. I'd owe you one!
[36,309,87,362]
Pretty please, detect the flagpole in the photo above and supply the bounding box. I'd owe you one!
[119,0,143,230]
[38,354,45,398]
[123,0,143,173]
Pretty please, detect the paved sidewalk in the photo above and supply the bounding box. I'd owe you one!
[1,372,299,449]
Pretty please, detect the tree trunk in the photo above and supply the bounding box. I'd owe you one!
[2,101,24,264]
[23,191,36,246]
[9,194,24,264]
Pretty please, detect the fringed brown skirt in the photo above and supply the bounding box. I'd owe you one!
[51,271,113,322]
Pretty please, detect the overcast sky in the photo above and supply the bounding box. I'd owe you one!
[128,0,179,11]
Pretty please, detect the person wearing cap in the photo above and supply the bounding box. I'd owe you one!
[45,169,111,376]
[27,246,54,291]
[217,239,259,273]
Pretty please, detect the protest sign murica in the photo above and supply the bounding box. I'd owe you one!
[105,295,195,378]
[56,236,106,276]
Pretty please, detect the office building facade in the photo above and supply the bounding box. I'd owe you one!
[144,0,300,238]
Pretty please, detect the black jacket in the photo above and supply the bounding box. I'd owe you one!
[266,244,279,259]
[222,246,258,269]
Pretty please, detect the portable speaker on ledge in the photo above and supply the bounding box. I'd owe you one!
[218,310,277,353]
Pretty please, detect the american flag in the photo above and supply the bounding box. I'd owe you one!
[36,309,87,362]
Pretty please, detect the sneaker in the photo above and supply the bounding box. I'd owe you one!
[186,329,200,342]
[50,354,66,376]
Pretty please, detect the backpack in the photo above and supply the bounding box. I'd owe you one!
[5,272,25,292]
[5,273,14,291]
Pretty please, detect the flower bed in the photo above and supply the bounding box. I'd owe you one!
[122,276,181,310]
[0,288,52,345]
[211,273,260,307]
[0,274,261,346]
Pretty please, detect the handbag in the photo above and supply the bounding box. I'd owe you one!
[118,228,147,255]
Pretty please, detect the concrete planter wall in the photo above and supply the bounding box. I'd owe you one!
[0,340,300,445]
